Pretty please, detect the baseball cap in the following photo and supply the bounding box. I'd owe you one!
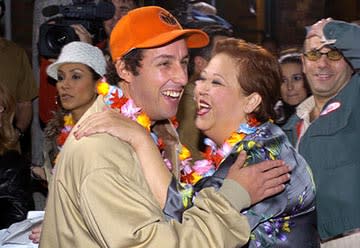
[110,6,209,61]
[47,41,106,80]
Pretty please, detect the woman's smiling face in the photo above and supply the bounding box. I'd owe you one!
[194,53,248,145]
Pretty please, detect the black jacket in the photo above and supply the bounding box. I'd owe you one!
[0,150,34,229]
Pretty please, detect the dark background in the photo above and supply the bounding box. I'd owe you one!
[3,0,360,63]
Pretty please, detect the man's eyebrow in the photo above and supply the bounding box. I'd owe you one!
[153,54,175,61]
[152,54,189,61]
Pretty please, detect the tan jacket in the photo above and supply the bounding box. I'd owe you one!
[39,96,251,248]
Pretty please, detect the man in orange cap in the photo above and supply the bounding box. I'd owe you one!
[40,6,290,248]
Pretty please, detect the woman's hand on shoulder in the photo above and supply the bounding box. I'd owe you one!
[73,109,149,148]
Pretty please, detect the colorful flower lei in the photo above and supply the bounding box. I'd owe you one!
[179,118,260,185]
[55,78,262,189]
[96,79,152,131]
[56,114,75,147]
[55,78,189,171]
[97,79,191,170]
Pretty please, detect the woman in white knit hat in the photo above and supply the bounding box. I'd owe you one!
[32,41,106,182]
[29,41,106,243]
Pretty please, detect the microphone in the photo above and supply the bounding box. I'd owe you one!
[42,2,115,21]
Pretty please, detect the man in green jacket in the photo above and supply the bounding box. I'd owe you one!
[283,18,360,246]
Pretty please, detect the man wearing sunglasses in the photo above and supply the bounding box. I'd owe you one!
[283,18,360,247]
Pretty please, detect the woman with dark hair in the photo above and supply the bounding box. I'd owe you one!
[31,41,106,183]
[275,48,312,126]
[75,38,318,247]
[29,41,106,243]
[0,83,34,229]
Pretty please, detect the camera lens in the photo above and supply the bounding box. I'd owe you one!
[46,25,79,54]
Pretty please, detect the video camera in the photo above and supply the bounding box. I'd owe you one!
[38,0,115,58]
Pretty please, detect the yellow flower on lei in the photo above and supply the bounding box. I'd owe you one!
[179,145,191,160]
[227,132,246,146]
[64,114,74,126]
[97,80,110,96]
[136,113,151,131]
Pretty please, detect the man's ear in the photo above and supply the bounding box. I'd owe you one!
[115,59,132,83]
[245,92,262,113]
[194,56,209,73]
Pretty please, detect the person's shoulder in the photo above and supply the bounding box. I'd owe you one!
[67,134,137,168]
[70,132,130,152]
[0,37,21,50]
[63,134,144,182]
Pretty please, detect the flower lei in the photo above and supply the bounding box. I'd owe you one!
[55,78,186,170]
[55,78,263,192]
[56,114,75,148]
[180,115,261,185]
[97,79,188,170]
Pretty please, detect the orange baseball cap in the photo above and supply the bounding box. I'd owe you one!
[109,6,209,61]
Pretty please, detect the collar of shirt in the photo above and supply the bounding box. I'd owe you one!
[295,96,315,149]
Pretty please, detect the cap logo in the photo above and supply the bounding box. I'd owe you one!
[159,11,177,26]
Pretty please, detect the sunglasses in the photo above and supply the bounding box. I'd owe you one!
[303,49,343,61]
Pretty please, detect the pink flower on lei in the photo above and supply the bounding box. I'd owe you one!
[121,99,141,120]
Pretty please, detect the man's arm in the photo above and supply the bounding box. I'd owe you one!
[74,110,290,210]
[73,134,250,248]
[80,167,251,248]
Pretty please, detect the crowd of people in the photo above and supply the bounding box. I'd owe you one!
[1,1,360,247]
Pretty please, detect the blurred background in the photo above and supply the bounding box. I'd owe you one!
[1,0,360,60]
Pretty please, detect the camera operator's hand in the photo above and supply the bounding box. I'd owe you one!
[71,24,93,44]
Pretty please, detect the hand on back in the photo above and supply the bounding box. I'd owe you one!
[226,151,291,205]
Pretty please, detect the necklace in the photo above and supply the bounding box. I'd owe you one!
[98,80,191,170]
[55,79,190,171]
[56,114,75,148]
[55,79,262,188]
[180,115,261,185]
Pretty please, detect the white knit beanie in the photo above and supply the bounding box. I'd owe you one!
[46,41,106,80]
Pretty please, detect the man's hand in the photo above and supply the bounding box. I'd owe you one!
[306,18,335,49]
[71,24,93,44]
[226,151,290,205]
[29,223,42,243]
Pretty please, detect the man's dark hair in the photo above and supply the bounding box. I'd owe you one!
[188,24,233,76]
[106,49,144,85]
